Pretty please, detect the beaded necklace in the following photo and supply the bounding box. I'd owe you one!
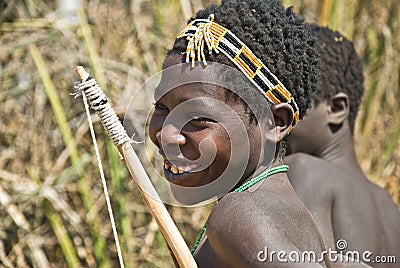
[191,165,289,254]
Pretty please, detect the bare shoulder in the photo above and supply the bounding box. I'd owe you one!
[285,153,336,181]
[369,181,400,212]
[368,182,400,234]
[204,176,326,267]
[204,191,270,267]
[284,153,337,195]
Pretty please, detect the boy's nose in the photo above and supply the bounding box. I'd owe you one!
[156,124,186,146]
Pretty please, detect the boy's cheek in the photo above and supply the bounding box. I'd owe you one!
[148,116,163,146]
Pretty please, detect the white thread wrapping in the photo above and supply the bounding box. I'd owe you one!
[81,91,125,268]
[75,76,126,267]
[76,78,131,146]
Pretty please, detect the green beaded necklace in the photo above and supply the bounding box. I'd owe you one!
[191,164,289,254]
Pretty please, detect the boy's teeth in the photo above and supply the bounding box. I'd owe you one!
[170,166,179,174]
[164,159,187,174]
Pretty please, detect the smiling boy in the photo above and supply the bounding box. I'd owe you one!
[147,0,335,266]
[285,25,400,267]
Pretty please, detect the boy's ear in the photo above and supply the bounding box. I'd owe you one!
[328,93,349,124]
[264,103,294,143]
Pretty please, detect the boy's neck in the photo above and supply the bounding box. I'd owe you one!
[233,158,283,189]
[318,123,365,178]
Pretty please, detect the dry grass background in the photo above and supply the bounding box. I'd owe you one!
[0,0,399,267]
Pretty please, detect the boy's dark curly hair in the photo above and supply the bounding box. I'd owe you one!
[166,0,320,120]
[311,24,364,134]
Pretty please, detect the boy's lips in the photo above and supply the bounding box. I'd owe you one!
[163,158,200,174]
[161,156,202,186]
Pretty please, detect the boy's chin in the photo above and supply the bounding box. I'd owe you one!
[168,183,218,206]
[166,172,241,206]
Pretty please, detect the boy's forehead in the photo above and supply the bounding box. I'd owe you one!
[155,59,230,102]
[154,58,272,118]
[156,82,224,102]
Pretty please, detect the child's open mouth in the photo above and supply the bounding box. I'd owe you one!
[164,160,186,174]
[162,157,201,185]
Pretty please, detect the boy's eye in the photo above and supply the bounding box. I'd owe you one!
[191,115,217,123]
[154,101,168,111]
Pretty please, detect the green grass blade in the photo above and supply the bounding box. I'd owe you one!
[29,44,110,267]
[77,8,107,91]
[106,136,132,265]
[44,200,80,268]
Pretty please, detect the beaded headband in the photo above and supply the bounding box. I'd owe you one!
[177,14,299,126]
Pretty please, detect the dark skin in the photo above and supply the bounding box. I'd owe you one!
[194,178,332,267]
[286,94,400,267]
[148,56,335,267]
